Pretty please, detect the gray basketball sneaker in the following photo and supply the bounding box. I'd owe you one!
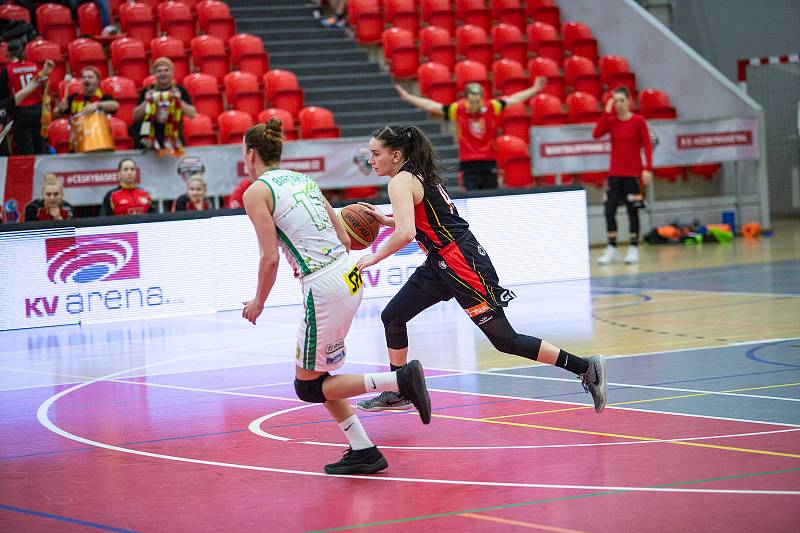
[580,355,608,413]
[356,391,413,412]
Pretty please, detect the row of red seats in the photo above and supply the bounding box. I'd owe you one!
[15,33,268,97]
[54,68,304,128]
[26,1,235,52]
[352,0,563,42]
[48,105,342,153]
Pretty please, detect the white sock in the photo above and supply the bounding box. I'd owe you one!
[363,372,398,393]
[338,415,373,451]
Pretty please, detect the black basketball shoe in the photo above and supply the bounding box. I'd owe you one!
[396,360,432,424]
[324,446,388,475]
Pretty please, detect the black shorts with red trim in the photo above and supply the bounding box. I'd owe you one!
[410,231,516,325]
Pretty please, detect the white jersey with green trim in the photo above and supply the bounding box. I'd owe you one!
[257,169,344,277]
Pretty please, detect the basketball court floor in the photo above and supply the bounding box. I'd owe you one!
[1,220,799,532]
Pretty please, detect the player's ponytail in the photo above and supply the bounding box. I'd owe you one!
[372,125,442,185]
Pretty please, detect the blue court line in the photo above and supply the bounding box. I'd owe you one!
[746,342,800,368]
[0,503,138,532]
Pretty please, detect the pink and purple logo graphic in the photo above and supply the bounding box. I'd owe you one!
[371,227,420,256]
[45,232,140,284]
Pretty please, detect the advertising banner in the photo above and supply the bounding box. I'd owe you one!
[530,116,760,175]
[0,189,590,330]
[0,137,384,208]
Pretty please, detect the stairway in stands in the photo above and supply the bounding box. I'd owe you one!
[227,0,460,186]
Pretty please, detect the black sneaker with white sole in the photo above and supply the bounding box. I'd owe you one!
[395,360,432,424]
[324,446,388,475]
[580,355,608,413]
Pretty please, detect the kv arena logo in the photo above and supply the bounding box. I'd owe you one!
[25,232,168,318]
[360,227,422,288]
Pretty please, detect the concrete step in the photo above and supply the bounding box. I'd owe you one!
[296,72,392,89]
[288,62,380,76]
[309,97,414,114]
[250,27,348,42]
[230,6,312,18]
[268,48,369,67]
[340,120,444,138]
[304,84,399,100]
[264,39,358,55]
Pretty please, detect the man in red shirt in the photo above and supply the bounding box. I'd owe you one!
[395,77,546,190]
[0,40,52,155]
[592,87,653,265]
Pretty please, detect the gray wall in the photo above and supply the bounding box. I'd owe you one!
[670,0,800,83]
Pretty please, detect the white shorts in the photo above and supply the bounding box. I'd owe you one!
[296,253,363,372]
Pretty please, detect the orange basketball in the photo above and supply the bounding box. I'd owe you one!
[339,204,380,250]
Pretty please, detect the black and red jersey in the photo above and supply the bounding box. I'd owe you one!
[408,172,470,254]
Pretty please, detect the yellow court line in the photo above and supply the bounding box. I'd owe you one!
[484,382,800,420]
[459,513,587,533]
[432,413,800,459]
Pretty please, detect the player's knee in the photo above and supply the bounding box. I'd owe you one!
[381,307,409,348]
[294,373,330,403]
[485,331,517,354]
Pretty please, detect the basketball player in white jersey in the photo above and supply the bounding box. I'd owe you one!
[240,119,432,475]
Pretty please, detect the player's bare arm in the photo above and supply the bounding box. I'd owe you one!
[242,181,280,325]
[325,198,351,252]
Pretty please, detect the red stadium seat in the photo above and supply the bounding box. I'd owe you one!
[454,60,490,95]
[527,22,563,64]
[599,54,637,97]
[48,118,71,153]
[258,108,298,140]
[183,73,224,124]
[158,1,196,48]
[224,71,263,120]
[342,187,379,200]
[263,69,305,118]
[562,21,598,62]
[26,39,66,96]
[218,110,253,144]
[529,0,561,30]
[528,56,564,101]
[77,3,103,37]
[456,0,491,33]
[381,28,419,79]
[639,88,676,119]
[385,0,419,36]
[150,36,191,83]
[36,4,77,52]
[350,0,383,44]
[688,164,721,180]
[59,77,83,100]
[100,76,138,126]
[492,59,528,96]
[142,74,156,88]
[298,106,340,139]
[191,35,229,83]
[109,116,133,150]
[110,37,149,87]
[119,2,157,50]
[564,55,601,98]
[229,34,270,79]
[566,91,602,124]
[0,4,31,23]
[417,62,456,104]
[530,93,566,125]
[496,135,532,187]
[577,172,607,188]
[183,113,218,146]
[197,0,236,43]
[491,0,525,32]
[456,24,491,68]
[420,26,456,70]
[500,103,530,142]
[68,38,109,79]
[421,0,455,34]
[492,23,527,66]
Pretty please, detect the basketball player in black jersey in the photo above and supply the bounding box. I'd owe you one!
[356,125,608,414]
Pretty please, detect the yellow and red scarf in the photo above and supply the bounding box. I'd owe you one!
[139,84,184,157]
[70,88,103,116]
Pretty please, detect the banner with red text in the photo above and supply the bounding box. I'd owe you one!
[530,116,760,175]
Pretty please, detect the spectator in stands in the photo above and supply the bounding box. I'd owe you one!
[592,86,653,265]
[24,174,75,221]
[130,57,196,155]
[173,174,211,211]
[319,0,347,28]
[100,158,156,216]
[0,40,54,155]
[395,77,547,190]
[0,57,53,156]
[225,174,253,209]
[53,66,118,135]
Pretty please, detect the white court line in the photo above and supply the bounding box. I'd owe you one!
[592,285,800,298]
[480,371,800,403]
[247,403,800,451]
[36,359,800,496]
[109,378,304,403]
